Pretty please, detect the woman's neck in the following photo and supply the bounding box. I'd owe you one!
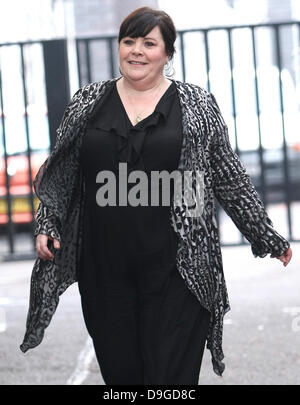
[119,75,171,96]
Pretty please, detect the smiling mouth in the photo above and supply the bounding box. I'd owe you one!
[128,61,147,65]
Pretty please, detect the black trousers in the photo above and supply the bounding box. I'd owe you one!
[79,253,211,385]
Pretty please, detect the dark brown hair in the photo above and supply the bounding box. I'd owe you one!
[118,6,177,60]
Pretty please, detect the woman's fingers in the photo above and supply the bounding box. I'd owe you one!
[280,247,292,267]
[52,238,61,250]
[271,247,292,267]
[36,234,53,260]
[282,247,292,267]
[36,234,60,261]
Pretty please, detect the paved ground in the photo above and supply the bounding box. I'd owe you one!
[0,242,299,385]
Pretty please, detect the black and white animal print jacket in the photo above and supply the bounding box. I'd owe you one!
[20,76,290,377]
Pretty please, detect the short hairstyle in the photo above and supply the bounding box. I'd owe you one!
[118,6,177,60]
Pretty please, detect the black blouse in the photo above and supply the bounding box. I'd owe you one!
[80,78,183,267]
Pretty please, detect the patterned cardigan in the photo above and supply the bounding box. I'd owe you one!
[20,76,290,377]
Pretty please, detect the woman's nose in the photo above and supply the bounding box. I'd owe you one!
[131,42,143,55]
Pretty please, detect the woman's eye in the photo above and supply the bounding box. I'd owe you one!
[123,39,155,47]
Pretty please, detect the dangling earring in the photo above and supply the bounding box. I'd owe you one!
[164,59,175,78]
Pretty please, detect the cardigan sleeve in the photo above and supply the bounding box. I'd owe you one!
[33,86,85,239]
[208,92,290,258]
[34,202,61,241]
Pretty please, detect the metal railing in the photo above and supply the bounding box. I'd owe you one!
[0,39,70,260]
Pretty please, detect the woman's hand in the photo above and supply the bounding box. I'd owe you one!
[36,234,60,261]
[270,247,292,267]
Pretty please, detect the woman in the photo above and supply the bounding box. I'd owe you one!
[20,7,292,385]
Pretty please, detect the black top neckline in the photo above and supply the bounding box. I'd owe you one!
[114,79,176,129]
[85,78,178,172]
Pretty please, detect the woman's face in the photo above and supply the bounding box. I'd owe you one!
[118,25,169,83]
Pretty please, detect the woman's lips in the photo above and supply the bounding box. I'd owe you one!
[128,61,147,65]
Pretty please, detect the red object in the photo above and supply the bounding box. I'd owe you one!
[0,152,48,224]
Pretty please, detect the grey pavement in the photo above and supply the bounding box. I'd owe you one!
[0,242,299,385]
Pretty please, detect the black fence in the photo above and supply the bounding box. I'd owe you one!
[0,21,299,260]
[0,39,70,259]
